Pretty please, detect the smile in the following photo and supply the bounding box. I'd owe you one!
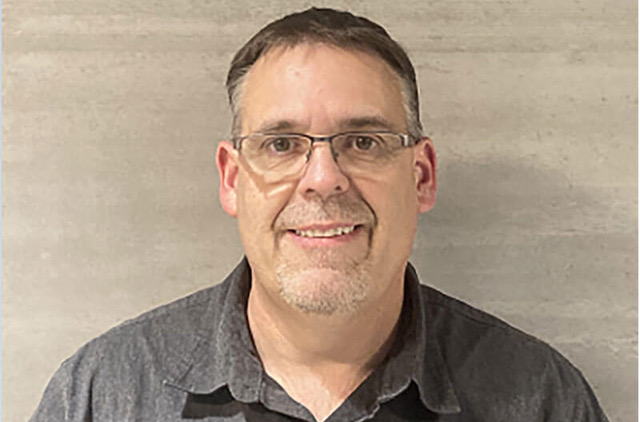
[293,225,357,238]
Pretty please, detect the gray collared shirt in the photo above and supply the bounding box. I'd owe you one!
[31,258,609,421]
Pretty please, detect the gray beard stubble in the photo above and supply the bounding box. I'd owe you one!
[273,195,375,315]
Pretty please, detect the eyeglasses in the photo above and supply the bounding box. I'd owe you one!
[233,131,416,181]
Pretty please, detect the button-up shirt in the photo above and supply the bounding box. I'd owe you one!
[31,258,609,421]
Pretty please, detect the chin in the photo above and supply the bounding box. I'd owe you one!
[275,265,370,316]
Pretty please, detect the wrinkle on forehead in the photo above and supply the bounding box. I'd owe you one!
[239,43,407,136]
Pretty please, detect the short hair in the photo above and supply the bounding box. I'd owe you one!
[226,7,423,140]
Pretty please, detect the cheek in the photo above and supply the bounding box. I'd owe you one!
[236,171,297,234]
[387,188,419,239]
[366,168,419,250]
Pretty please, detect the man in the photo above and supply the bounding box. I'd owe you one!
[32,8,609,422]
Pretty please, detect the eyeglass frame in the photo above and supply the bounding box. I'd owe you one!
[231,131,418,163]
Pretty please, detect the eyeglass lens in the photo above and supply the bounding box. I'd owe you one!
[240,132,406,181]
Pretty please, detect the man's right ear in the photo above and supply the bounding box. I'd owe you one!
[216,141,239,217]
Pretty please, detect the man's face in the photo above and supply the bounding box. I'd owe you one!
[217,43,436,315]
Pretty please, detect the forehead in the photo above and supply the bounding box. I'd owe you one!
[239,43,406,134]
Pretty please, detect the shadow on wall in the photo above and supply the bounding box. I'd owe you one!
[412,150,634,309]
[423,153,619,240]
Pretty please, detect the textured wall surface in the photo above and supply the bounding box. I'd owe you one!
[3,1,637,421]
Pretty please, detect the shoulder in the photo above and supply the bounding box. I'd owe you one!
[84,279,227,363]
[102,280,226,345]
[419,285,608,421]
[420,283,543,346]
[30,280,231,421]
[421,283,578,377]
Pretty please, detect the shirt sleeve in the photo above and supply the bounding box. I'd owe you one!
[566,374,610,422]
[544,348,610,422]
[30,343,99,422]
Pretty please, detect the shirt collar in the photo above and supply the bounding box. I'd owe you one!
[404,263,461,414]
[164,258,461,414]
[164,257,263,402]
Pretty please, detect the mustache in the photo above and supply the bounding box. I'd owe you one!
[274,195,376,229]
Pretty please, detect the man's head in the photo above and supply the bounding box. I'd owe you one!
[216,8,437,316]
[225,7,423,141]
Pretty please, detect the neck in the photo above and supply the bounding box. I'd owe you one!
[246,273,405,421]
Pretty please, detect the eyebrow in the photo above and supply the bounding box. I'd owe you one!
[256,119,299,133]
[256,115,397,134]
[337,116,396,131]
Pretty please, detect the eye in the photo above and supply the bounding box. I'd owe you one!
[267,137,292,152]
[262,136,302,154]
[350,134,380,151]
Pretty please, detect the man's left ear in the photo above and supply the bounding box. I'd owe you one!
[216,141,240,218]
[413,137,437,213]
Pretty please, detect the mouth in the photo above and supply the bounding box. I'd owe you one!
[292,225,357,238]
[285,224,364,245]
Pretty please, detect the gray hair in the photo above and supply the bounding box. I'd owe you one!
[225,8,423,140]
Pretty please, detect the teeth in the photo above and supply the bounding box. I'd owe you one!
[294,226,356,238]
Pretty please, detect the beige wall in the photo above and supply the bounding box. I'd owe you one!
[3,1,636,421]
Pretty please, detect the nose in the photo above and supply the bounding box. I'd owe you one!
[296,143,351,200]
